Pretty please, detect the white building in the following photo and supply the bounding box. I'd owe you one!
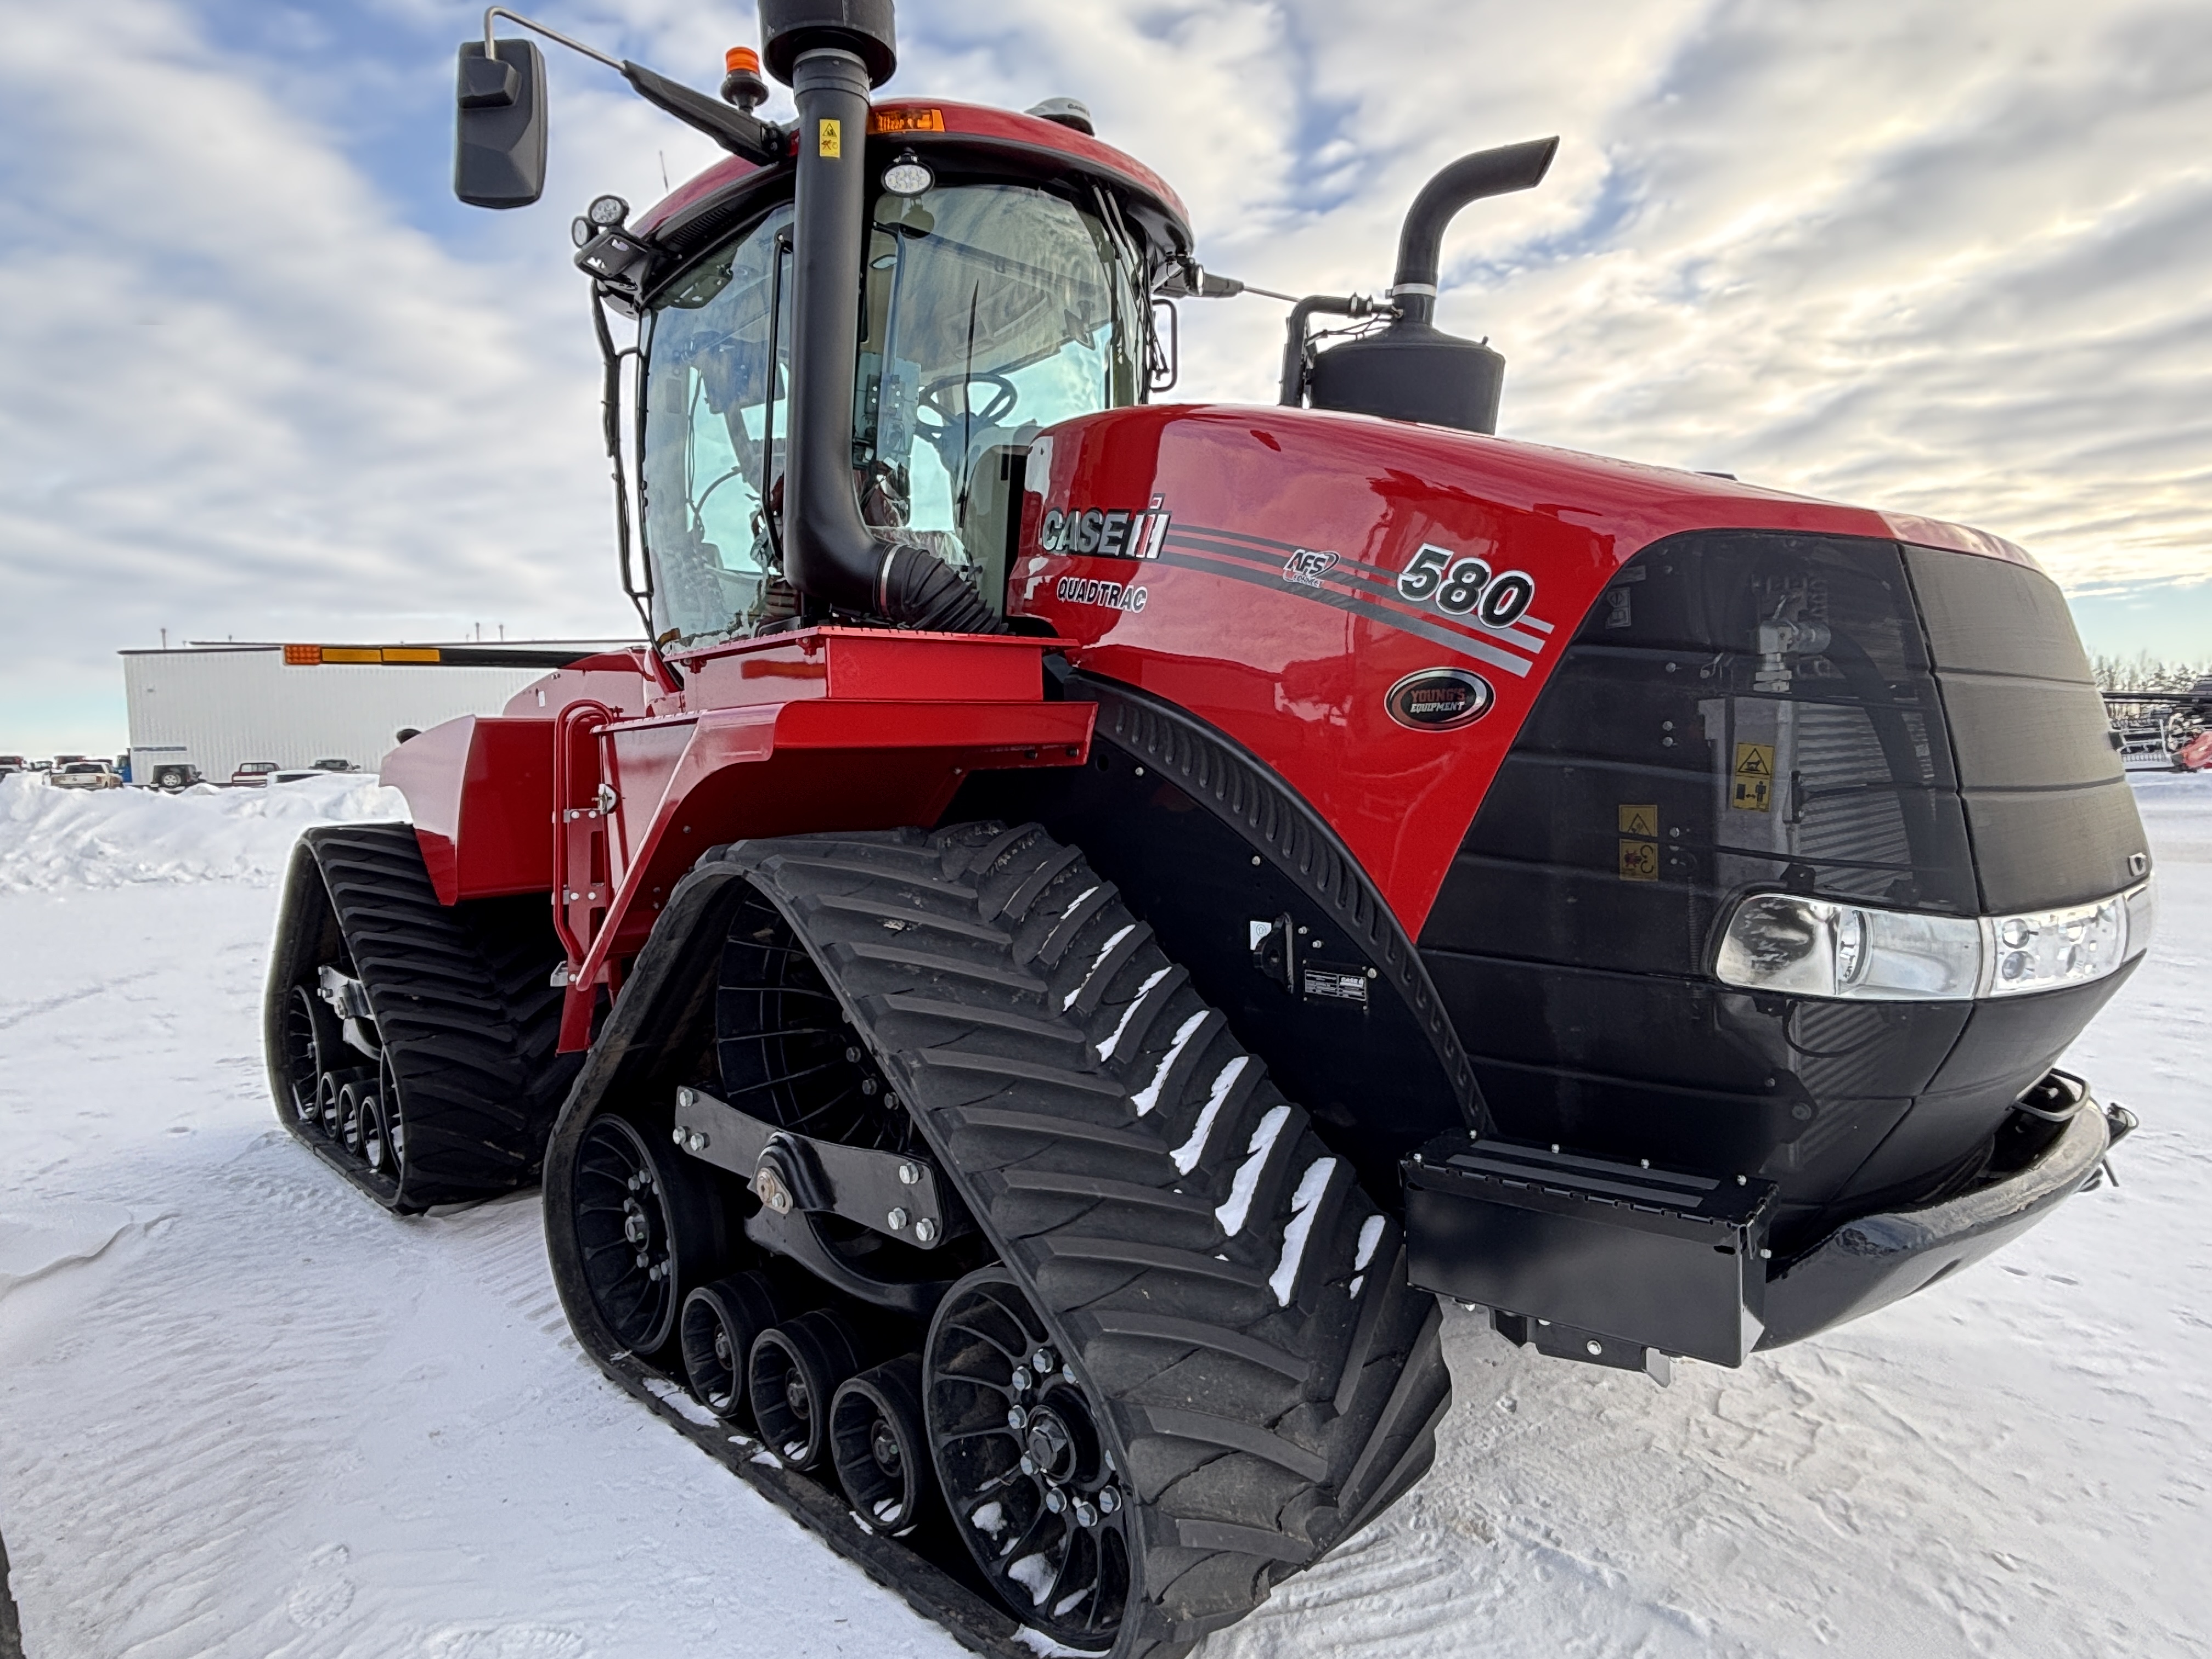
[122,639,634,786]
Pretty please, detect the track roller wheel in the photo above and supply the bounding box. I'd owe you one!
[337,1079,370,1159]
[572,1115,721,1355]
[318,1069,365,1142]
[681,1272,785,1425]
[359,1075,396,1177]
[750,1309,866,1471]
[831,1356,935,1536]
[928,1266,1129,1648]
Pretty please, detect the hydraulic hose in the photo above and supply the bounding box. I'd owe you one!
[781,47,1003,634]
[1390,137,1559,325]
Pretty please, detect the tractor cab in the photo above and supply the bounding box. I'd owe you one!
[641,148,1156,647]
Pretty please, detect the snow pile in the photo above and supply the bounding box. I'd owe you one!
[0,772,407,893]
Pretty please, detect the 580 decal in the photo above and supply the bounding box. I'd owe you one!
[1396,543,1536,629]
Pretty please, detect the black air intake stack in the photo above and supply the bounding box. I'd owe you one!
[760,0,1003,633]
[1304,137,1559,435]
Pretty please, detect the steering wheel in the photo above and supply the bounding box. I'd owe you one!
[916,371,1018,432]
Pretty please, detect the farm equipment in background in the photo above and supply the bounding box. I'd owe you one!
[264,2,2151,1651]
[2103,677,2212,769]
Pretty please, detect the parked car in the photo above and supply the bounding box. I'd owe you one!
[149,763,203,791]
[49,762,123,791]
[229,761,281,787]
[309,758,356,772]
[0,754,25,775]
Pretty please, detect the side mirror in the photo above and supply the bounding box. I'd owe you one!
[454,39,547,208]
[1149,297,1179,394]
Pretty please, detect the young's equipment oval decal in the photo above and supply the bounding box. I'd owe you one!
[1386,668,1493,731]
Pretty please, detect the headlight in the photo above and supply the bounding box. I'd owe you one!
[1985,894,2128,996]
[1714,882,2150,1002]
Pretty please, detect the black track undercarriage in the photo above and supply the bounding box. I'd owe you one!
[537,823,1453,1658]
[264,824,576,1212]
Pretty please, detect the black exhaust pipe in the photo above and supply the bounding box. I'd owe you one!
[1303,136,1558,435]
[764,0,1003,633]
[1387,137,1558,325]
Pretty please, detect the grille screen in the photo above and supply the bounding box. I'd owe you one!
[1420,530,2142,1249]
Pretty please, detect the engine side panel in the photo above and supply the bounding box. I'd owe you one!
[1008,405,1927,935]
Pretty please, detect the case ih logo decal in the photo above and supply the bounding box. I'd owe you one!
[1055,574,1148,613]
[1039,500,1171,561]
[1036,513,1556,679]
[1386,668,1493,731]
[1395,543,1537,630]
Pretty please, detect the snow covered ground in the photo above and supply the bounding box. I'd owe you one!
[0,772,2205,1658]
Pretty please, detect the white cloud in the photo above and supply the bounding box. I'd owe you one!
[2,0,2207,752]
[0,0,650,753]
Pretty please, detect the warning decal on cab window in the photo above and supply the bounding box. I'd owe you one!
[818,118,843,158]
[1617,839,1659,881]
[1731,743,1774,813]
[1618,804,1657,838]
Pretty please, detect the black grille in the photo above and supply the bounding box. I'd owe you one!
[1420,531,2145,1251]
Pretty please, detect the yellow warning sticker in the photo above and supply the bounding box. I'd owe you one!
[1618,839,1659,881]
[1731,742,1775,813]
[1618,804,1658,837]
[818,117,842,158]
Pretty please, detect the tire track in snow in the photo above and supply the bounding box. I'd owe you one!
[0,970,156,1033]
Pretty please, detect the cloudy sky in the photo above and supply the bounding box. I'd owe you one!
[2,0,2208,752]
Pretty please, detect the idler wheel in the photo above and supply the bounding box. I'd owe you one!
[749,1308,866,1471]
[926,1265,1129,1646]
[681,1272,785,1425]
[830,1355,934,1535]
[281,984,335,1127]
[571,1114,720,1355]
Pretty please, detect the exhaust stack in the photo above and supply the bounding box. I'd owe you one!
[763,0,1003,633]
[1304,137,1558,435]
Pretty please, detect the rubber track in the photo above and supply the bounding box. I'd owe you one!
[726,825,1451,1658]
[0,1522,20,1659]
[273,824,577,1210]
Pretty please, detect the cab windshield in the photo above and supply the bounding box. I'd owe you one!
[641,183,1146,648]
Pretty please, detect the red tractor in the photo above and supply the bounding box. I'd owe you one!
[265,3,2149,1651]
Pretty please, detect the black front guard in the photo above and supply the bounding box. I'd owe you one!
[1758,1082,2120,1348]
[1403,1074,2122,1368]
